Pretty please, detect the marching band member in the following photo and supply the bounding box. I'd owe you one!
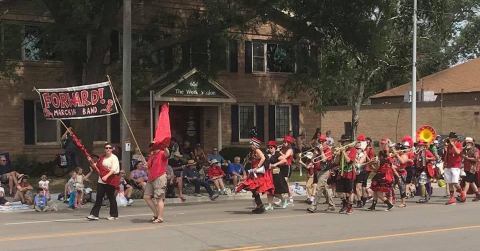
[266,140,290,210]
[236,138,274,214]
[307,134,335,213]
[353,134,368,208]
[461,137,480,202]
[368,139,395,211]
[443,132,465,205]
[392,138,414,208]
[335,136,357,215]
[414,140,436,203]
[279,135,295,205]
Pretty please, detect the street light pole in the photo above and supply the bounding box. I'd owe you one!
[122,0,132,172]
[411,0,417,141]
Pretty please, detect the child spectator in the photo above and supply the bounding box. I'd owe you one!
[227,156,246,192]
[208,159,227,195]
[38,174,50,200]
[0,187,10,206]
[34,188,57,212]
[130,161,148,190]
[74,166,93,208]
[14,174,33,205]
[119,169,134,206]
[64,170,76,209]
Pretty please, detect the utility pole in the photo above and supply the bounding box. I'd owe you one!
[411,0,417,141]
[122,0,132,173]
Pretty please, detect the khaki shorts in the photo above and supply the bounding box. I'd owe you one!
[144,174,167,199]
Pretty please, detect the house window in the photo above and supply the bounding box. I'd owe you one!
[239,105,255,140]
[0,22,22,59]
[34,102,58,143]
[22,25,57,61]
[251,41,294,73]
[275,105,291,139]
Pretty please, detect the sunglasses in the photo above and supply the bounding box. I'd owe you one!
[105,147,113,150]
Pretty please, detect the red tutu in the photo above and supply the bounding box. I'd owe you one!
[236,169,274,194]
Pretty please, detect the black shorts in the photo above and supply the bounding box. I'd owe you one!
[406,166,416,183]
[355,171,369,188]
[280,165,291,179]
[464,172,477,183]
[336,177,354,193]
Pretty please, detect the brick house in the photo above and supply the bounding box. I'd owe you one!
[0,0,322,162]
[321,58,480,142]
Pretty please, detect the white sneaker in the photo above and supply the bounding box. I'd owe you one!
[127,199,134,206]
[86,215,99,221]
[282,199,289,209]
[106,216,118,220]
[265,204,274,211]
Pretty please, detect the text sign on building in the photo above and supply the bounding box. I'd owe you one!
[163,74,228,98]
[36,82,118,120]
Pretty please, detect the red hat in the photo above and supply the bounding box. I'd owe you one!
[318,134,327,142]
[356,134,366,141]
[283,135,295,144]
[402,135,414,148]
[417,140,426,146]
[267,140,277,147]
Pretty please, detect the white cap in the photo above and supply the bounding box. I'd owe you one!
[465,137,474,143]
[210,159,219,165]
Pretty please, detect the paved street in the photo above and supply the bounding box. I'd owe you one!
[2,189,480,251]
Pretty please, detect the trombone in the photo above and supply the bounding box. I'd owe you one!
[333,141,357,155]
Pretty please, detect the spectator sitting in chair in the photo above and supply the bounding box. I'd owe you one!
[207,159,227,195]
[168,152,186,201]
[130,161,148,190]
[184,160,219,200]
[227,156,246,192]
[0,155,21,196]
[207,147,228,171]
[14,174,33,205]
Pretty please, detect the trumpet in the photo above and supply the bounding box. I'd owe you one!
[333,141,357,155]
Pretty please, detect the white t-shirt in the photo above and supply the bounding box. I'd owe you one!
[98,154,120,184]
[39,180,49,190]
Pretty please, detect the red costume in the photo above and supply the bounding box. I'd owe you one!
[236,150,274,194]
[371,154,395,193]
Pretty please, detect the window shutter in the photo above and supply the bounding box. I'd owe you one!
[111,113,120,144]
[24,100,35,145]
[229,40,238,72]
[231,105,239,143]
[292,105,300,138]
[256,105,264,141]
[244,41,252,73]
[268,105,276,140]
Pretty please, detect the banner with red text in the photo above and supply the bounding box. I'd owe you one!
[36,82,118,120]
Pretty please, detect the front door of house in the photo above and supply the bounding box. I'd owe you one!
[170,106,202,147]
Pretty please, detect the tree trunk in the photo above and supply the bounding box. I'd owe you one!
[351,81,365,139]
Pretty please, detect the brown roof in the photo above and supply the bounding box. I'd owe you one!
[371,58,480,99]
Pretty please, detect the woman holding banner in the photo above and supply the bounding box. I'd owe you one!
[86,142,120,221]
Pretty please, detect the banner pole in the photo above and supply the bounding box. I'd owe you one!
[106,75,146,163]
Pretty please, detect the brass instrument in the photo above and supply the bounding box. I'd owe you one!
[416,125,437,144]
[333,141,357,155]
[388,148,412,157]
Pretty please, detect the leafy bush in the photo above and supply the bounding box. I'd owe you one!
[219,146,250,163]
[11,154,57,177]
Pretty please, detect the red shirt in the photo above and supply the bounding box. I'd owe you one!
[365,147,375,171]
[341,148,357,180]
[463,148,479,172]
[445,142,463,168]
[207,165,225,177]
[323,146,333,162]
[147,150,168,181]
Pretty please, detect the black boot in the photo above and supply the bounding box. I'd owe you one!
[367,200,377,211]
[385,199,394,211]
[252,205,265,214]
[361,197,367,207]
[339,199,347,213]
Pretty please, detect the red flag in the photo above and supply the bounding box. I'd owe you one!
[153,103,171,149]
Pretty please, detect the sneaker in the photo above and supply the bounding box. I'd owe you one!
[473,194,480,202]
[339,206,347,214]
[194,193,203,197]
[106,216,118,220]
[209,193,219,201]
[252,206,265,214]
[265,204,274,211]
[346,207,353,215]
[307,206,317,213]
[416,198,428,204]
[460,191,467,202]
[325,206,336,212]
[241,189,247,193]
[289,197,294,205]
[446,197,456,205]
[86,215,99,221]
[127,199,134,206]
[282,199,289,209]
